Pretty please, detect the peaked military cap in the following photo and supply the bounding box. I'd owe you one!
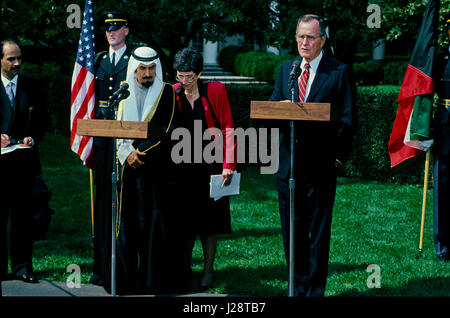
[102,11,129,31]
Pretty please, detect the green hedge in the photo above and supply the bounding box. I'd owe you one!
[353,60,408,86]
[342,86,429,185]
[229,50,296,84]
[219,46,295,84]
[218,45,250,73]
[222,48,409,86]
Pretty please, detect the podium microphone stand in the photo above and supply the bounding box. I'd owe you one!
[108,90,129,296]
[288,82,296,297]
[250,98,330,297]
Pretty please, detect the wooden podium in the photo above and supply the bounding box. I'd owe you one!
[250,101,330,297]
[77,118,149,296]
[77,119,149,139]
[250,101,330,121]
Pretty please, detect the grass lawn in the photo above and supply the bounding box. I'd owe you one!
[363,85,401,94]
[27,134,450,296]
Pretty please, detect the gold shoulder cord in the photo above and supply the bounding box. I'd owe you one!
[141,83,175,153]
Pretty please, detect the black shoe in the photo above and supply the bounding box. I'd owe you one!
[15,273,39,284]
[89,273,104,286]
[437,253,450,262]
[199,272,215,290]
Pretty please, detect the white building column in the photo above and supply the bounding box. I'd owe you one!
[372,38,385,60]
[203,39,219,65]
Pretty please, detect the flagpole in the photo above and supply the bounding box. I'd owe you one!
[90,168,94,236]
[419,150,430,254]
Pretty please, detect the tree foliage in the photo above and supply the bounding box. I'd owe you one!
[379,0,449,48]
[0,0,448,75]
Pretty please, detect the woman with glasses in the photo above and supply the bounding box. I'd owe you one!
[171,47,236,291]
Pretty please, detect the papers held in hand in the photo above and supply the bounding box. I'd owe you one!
[210,171,241,201]
[1,143,32,155]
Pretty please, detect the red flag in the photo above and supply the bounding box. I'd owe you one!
[388,0,439,167]
[70,0,95,168]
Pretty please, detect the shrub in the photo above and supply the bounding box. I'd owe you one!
[353,58,409,86]
[383,61,408,86]
[234,51,296,84]
[342,86,429,185]
[353,60,384,85]
[218,45,250,73]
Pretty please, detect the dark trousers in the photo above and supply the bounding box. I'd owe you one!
[0,151,34,278]
[92,139,113,287]
[277,168,336,297]
[433,109,450,256]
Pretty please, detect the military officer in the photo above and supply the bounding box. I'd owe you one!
[91,11,133,289]
[433,13,450,262]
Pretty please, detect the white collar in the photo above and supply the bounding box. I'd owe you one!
[109,45,127,63]
[301,50,323,73]
[1,74,18,88]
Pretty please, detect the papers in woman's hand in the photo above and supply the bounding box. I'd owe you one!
[1,144,31,155]
[210,171,241,201]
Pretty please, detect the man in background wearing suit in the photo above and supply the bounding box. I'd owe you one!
[0,39,48,284]
[269,15,357,297]
[90,11,132,289]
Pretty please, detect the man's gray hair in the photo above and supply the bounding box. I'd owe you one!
[296,15,326,37]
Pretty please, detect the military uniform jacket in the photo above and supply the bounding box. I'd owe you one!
[94,46,132,120]
[435,49,450,125]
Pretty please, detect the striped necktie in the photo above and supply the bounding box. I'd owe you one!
[298,63,310,103]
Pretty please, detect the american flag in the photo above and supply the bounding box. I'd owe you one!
[70,0,95,168]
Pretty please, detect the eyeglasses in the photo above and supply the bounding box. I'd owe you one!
[176,73,196,82]
[295,34,321,43]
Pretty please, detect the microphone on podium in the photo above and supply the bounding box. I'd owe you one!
[288,60,301,91]
[109,82,130,103]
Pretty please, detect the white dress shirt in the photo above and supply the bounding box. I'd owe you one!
[109,45,127,66]
[1,74,18,106]
[299,51,323,101]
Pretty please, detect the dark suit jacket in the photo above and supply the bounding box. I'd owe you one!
[269,54,357,180]
[0,75,48,175]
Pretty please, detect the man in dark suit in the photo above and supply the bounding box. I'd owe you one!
[90,11,133,288]
[269,15,357,297]
[0,39,48,283]
[433,13,450,262]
